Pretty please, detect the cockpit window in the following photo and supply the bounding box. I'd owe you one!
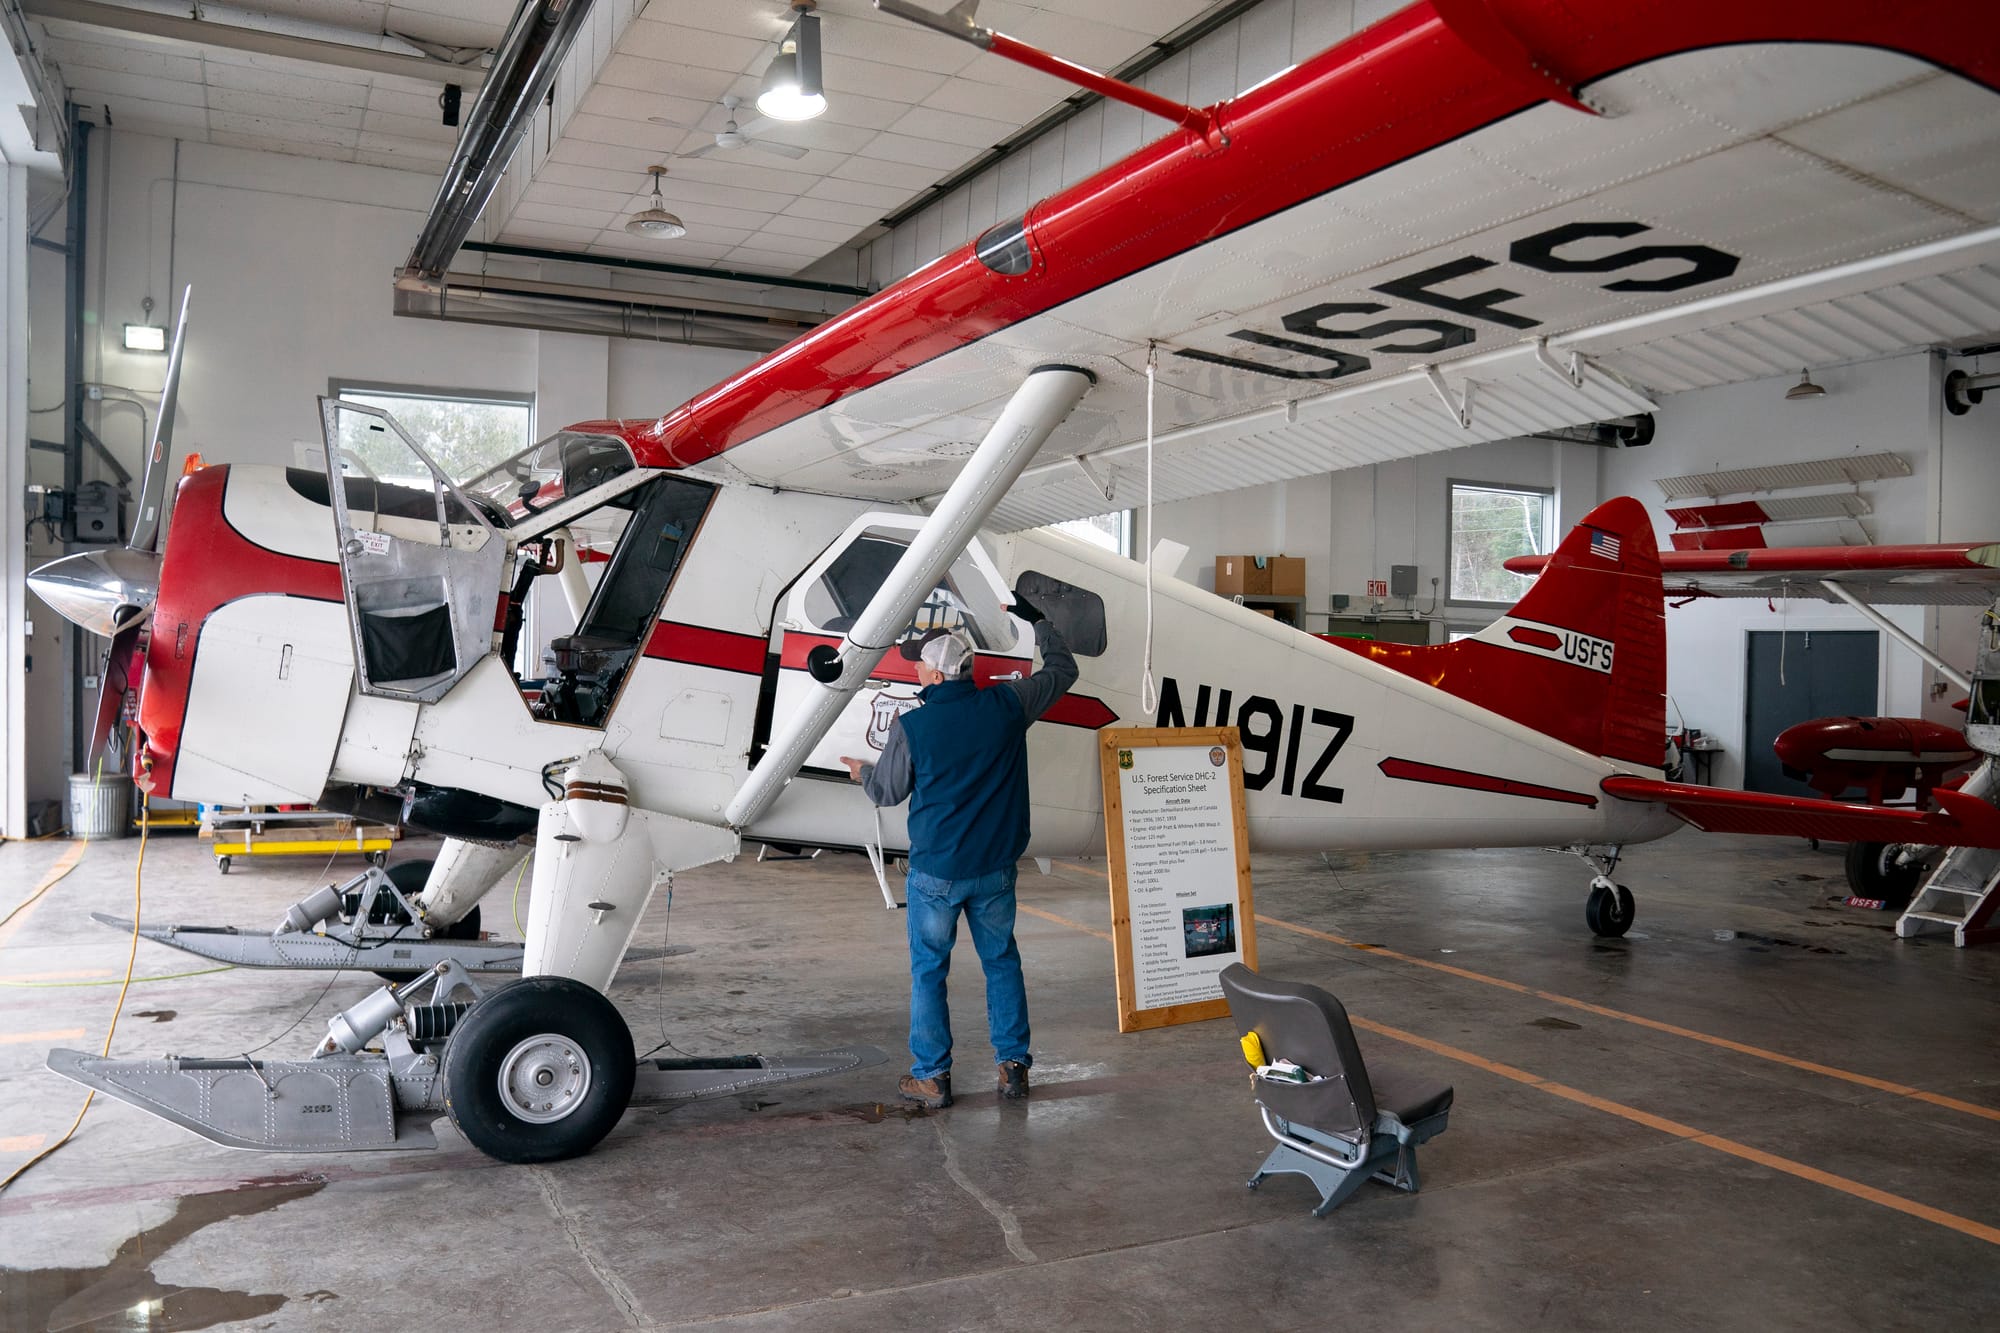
[462,431,638,526]
[801,527,1017,653]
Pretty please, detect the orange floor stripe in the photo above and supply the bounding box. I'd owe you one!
[0,1028,86,1046]
[1348,1014,2000,1248]
[0,841,89,947]
[1255,912,2000,1125]
[1019,903,1112,942]
[1027,881,2000,1247]
[0,1135,48,1154]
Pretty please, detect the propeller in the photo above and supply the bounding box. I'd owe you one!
[663,95,808,161]
[27,288,190,767]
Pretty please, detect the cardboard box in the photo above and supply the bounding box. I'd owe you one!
[1215,555,1272,596]
[1251,607,1277,618]
[1269,556,1305,597]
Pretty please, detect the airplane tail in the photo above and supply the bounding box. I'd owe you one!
[1332,497,1666,768]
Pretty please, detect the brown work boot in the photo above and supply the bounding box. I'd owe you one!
[997,1060,1030,1100]
[898,1073,952,1108]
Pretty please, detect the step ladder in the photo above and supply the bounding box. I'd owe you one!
[1897,845,2000,947]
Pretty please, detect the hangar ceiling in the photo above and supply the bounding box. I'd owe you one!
[26,0,1233,274]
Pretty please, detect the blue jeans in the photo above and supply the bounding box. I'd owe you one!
[906,865,1031,1080]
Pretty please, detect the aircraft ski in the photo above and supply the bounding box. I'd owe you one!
[46,962,882,1154]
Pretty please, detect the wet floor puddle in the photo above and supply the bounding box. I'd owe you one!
[1712,929,1845,955]
[814,1101,936,1124]
[1,1173,325,1331]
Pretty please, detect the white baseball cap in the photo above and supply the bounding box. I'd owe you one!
[918,628,976,677]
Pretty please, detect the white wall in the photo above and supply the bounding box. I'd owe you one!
[1602,352,1980,787]
[1148,433,1599,631]
[20,128,758,809]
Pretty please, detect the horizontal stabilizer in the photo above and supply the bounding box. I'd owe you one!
[1601,776,2000,848]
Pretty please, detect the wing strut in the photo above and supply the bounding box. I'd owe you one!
[723,365,1095,831]
[874,0,1224,145]
[1818,579,1973,692]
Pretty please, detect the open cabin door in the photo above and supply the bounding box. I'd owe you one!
[318,398,506,704]
[762,513,1032,776]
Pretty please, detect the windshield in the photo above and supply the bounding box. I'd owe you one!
[462,431,639,527]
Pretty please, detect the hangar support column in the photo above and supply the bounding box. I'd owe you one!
[1,156,26,836]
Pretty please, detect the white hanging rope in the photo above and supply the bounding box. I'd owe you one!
[1140,343,1159,717]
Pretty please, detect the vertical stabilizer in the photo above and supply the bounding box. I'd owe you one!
[1327,497,1666,767]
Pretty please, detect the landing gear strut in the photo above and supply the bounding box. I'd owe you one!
[1562,845,1635,938]
[50,754,883,1161]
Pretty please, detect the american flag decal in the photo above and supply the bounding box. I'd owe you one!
[1589,529,1622,562]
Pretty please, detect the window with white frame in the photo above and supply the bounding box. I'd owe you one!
[1447,481,1552,605]
[1046,511,1133,558]
[330,381,535,488]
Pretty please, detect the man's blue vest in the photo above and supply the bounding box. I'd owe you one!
[897,677,1031,878]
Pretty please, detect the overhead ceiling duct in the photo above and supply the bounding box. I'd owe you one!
[400,0,595,285]
[395,274,825,355]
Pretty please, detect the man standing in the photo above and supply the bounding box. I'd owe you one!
[842,596,1076,1108]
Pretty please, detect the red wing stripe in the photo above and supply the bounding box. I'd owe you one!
[1379,757,1598,807]
[643,622,767,675]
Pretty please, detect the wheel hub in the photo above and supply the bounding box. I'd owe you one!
[498,1034,592,1124]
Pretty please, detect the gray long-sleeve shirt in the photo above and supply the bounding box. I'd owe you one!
[860,619,1077,810]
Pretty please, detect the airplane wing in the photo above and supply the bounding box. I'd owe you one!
[1602,776,2000,848]
[564,0,2000,532]
[1507,544,2000,605]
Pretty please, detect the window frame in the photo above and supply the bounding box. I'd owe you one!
[327,378,537,490]
[1445,478,1554,608]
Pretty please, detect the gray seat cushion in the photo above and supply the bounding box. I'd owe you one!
[1364,1059,1453,1123]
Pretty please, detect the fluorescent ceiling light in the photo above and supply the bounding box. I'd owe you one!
[757,10,825,121]
[123,323,167,352]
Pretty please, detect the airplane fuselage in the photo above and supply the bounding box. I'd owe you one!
[139,462,1678,861]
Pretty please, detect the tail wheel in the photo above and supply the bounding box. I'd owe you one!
[1586,883,1635,937]
[443,976,635,1164]
[1843,842,1926,910]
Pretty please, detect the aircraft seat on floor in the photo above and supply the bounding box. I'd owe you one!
[1219,962,1453,1217]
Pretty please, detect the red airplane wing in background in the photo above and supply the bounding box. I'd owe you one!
[1507,543,2000,606]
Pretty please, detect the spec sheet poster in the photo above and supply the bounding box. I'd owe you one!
[1098,727,1257,1033]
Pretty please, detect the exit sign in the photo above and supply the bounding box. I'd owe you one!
[1366,579,1388,598]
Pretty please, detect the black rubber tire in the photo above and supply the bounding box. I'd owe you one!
[1585,883,1636,938]
[1844,842,1925,910]
[443,976,635,1164]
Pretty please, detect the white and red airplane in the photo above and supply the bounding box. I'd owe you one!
[24,0,2000,1162]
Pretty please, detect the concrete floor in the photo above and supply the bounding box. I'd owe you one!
[3,827,1999,1331]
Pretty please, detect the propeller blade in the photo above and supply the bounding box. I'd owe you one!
[750,140,809,160]
[88,620,144,766]
[128,288,190,553]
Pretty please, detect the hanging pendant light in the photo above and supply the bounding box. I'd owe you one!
[1784,368,1827,401]
[624,166,686,239]
[757,2,826,121]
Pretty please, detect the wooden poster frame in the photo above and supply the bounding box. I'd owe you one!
[1099,725,1257,1033]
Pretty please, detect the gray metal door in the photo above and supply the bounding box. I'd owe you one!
[1743,630,1879,795]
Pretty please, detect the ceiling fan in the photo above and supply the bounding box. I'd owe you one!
[656,94,808,161]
